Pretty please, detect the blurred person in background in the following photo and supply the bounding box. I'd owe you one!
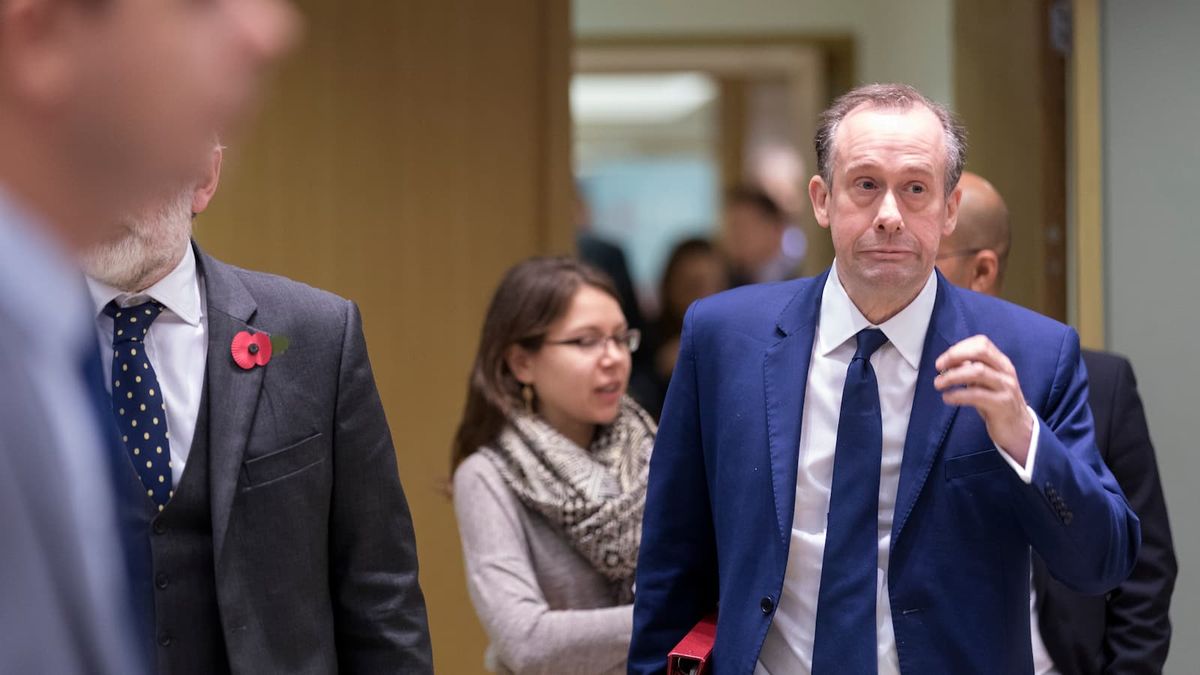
[649,238,730,416]
[938,171,1176,675]
[0,0,297,671]
[451,257,656,674]
[575,185,659,413]
[724,185,806,287]
[82,144,433,673]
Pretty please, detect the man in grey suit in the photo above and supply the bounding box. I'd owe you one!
[83,144,433,673]
[0,0,297,672]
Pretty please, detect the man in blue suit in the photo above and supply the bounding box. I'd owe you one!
[629,83,1141,674]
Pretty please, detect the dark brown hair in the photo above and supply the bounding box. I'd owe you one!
[814,82,968,193]
[450,256,620,472]
[726,185,784,224]
[657,237,723,342]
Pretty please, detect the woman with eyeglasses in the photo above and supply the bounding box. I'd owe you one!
[451,256,655,675]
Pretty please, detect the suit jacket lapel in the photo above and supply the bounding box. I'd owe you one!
[194,243,263,564]
[763,271,826,547]
[891,273,969,548]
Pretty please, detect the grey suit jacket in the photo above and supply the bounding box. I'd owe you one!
[195,245,432,673]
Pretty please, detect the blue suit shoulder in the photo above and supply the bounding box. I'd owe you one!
[950,285,1079,362]
[952,285,1070,340]
[689,277,817,338]
[947,286,1090,417]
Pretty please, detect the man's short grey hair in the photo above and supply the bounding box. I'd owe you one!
[814,83,968,194]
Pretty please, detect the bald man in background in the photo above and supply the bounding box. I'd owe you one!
[938,172,1177,674]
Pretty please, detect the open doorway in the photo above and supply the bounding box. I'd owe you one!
[572,38,853,315]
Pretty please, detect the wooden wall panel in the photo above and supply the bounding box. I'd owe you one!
[196,2,571,672]
[1070,0,1104,348]
[954,0,1067,319]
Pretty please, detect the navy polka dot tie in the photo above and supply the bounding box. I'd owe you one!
[105,300,172,510]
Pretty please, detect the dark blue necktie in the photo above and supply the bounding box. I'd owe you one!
[811,328,889,674]
[104,300,173,510]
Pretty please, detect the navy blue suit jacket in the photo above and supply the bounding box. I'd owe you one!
[1034,350,1176,674]
[629,270,1141,674]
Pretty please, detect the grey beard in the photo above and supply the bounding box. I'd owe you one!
[84,191,193,292]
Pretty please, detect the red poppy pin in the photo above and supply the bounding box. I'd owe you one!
[231,331,291,370]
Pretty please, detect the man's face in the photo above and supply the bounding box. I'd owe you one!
[809,105,960,298]
[58,0,298,219]
[84,145,223,291]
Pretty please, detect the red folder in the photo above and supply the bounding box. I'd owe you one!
[667,613,717,675]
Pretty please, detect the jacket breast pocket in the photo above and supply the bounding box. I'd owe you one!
[944,448,1006,480]
[242,432,325,488]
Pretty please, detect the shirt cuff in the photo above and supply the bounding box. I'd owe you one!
[997,406,1039,484]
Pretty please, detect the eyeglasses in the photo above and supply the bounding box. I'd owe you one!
[544,329,641,355]
[935,248,983,261]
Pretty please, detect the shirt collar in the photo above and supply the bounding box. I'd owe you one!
[87,244,203,326]
[817,261,938,370]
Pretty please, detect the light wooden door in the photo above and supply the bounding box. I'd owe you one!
[197,1,571,671]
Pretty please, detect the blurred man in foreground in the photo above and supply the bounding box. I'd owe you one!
[938,172,1176,675]
[0,0,297,671]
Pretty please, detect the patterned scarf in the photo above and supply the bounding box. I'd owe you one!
[483,397,656,603]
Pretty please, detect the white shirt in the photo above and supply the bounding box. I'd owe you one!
[87,245,207,486]
[0,187,138,671]
[755,263,1039,675]
[1031,569,1062,674]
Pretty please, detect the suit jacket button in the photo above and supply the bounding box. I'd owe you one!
[761,596,775,614]
[157,634,171,647]
[155,573,169,590]
[153,519,167,535]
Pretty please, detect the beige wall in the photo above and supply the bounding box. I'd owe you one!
[954,0,1065,318]
[196,1,571,672]
[1101,0,1200,667]
[574,0,955,106]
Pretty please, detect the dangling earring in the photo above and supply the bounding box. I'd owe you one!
[522,384,535,415]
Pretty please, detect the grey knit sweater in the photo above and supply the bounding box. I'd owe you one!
[453,452,634,674]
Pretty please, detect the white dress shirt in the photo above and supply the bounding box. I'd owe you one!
[88,245,207,486]
[1031,569,1062,674]
[755,263,1040,675]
